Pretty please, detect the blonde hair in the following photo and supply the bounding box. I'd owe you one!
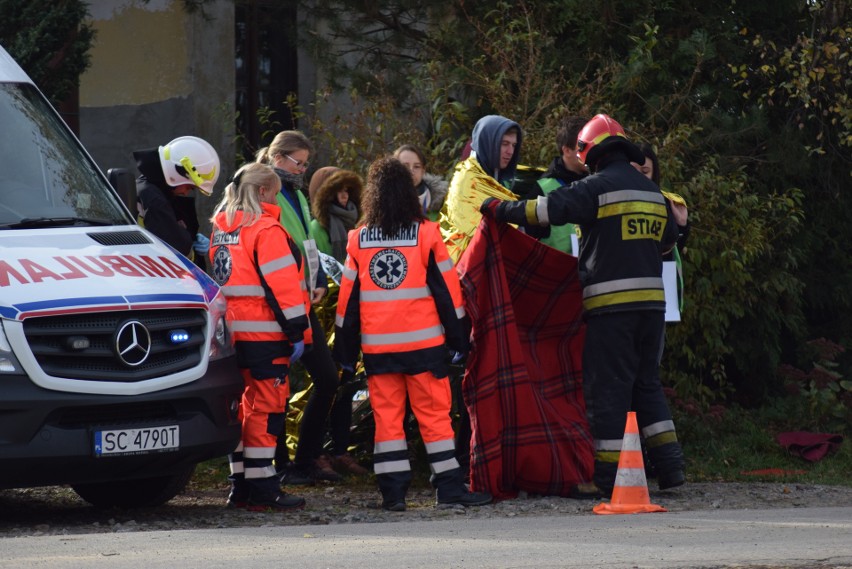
[255,130,315,165]
[211,163,281,227]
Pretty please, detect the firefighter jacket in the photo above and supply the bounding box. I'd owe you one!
[209,201,312,379]
[537,158,586,255]
[334,220,469,378]
[537,155,678,315]
[134,148,195,257]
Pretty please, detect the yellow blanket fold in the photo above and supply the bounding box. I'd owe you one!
[440,158,518,261]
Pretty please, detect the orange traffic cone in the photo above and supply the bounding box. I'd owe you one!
[593,411,667,515]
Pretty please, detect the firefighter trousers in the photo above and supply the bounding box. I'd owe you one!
[582,311,684,492]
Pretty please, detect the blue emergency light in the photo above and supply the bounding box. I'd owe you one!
[169,329,190,344]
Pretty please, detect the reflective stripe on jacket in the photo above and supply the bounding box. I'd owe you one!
[541,159,678,315]
[210,201,312,378]
[335,220,469,377]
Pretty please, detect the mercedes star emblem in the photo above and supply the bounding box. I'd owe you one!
[114,320,152,367]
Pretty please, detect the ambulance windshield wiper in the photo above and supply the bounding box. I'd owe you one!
[2,216,113,229]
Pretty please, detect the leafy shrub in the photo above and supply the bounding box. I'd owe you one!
[776,338,851,434]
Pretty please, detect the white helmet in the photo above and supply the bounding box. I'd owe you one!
[158,136,220,195]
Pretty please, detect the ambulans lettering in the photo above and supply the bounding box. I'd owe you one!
[359,223,419,248]
[19,259,63,283]
[622,215,664,241]
[0,262,28,287]
[53,257,87,279]
[0,255,192,287]
[124,255,174,277]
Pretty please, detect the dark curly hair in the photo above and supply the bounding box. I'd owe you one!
[362,157,424,235]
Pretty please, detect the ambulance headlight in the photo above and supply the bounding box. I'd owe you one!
[207,291,235,361]
[0,320,24,374]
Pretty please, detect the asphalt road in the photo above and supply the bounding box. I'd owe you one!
[2,506,850,569]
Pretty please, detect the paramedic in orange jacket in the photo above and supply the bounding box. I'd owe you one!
[334,157,492,511]
[209,163,312,512]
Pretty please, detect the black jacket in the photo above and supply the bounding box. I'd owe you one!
[134,148,195,255]
[544,152,679,314]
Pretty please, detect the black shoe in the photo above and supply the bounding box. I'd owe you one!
[278,463,315,486]
[569,482,603,500]
[247,492,306,512]
[226,490,249,509]
[437,490,492,507]
[658,470,685,490]
[382,500,406,512]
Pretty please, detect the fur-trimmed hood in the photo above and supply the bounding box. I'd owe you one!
[421,172,449,213]
[310,169,364,228]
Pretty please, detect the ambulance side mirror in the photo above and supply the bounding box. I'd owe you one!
[107,168,137,219]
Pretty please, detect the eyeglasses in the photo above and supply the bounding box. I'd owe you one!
[282,153,310,171]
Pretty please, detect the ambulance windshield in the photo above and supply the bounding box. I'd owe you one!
[0,83,129,228]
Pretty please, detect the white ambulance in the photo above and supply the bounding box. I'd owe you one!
[0,45,243,507]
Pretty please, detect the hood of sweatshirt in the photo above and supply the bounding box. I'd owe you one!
[470,115,522,185]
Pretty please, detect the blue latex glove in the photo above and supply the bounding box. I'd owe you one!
[451,351,466,365]
[340,363,355,373]
[193,233,210,255]
[290,340,305,364]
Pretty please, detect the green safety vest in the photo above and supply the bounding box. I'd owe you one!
[537,177,578,255]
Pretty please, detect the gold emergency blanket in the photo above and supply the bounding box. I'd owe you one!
[440,158,517,262]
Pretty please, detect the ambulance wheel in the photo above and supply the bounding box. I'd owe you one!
[71,465,196,508]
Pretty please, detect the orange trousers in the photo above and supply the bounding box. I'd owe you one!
[368,371,454,444]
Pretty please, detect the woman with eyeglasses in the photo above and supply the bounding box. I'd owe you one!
[256,131,343,484]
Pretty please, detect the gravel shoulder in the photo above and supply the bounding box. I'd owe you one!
[2,480,852,538]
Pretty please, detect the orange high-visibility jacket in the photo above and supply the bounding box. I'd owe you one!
[210,201,312,379]
[334,220,469,378]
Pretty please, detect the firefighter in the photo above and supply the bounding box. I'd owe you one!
[334,157,492,511]
[209,162,312,511]
[135,135,219,269]
[480,114,686,495]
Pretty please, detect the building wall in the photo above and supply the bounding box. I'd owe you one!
[79,0,235,231]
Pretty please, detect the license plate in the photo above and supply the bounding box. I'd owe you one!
[94,425,180,457]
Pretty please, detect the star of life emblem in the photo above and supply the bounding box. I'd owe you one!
[211,245,232,285]
[369,248,407,289]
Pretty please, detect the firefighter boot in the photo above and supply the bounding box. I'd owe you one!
[593,460,619,498]
[433,467,492,507]
[647,441,686,490]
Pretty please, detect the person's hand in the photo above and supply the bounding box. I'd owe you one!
[340,365,356,384]
[311,287,327,305]
[451,350,467,365]
[480,198,501,217]
[671,202,688,227]
[290,340,305,364]
[340,363,355,373]
[193,233,210,255]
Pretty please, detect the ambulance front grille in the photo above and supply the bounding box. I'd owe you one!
[23,309,206,382]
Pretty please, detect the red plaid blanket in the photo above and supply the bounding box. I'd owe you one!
[457,217,593,499]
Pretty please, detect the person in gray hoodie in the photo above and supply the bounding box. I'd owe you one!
[441,114,523,261]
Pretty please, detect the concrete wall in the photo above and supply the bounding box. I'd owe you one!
[79,0,235,232]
